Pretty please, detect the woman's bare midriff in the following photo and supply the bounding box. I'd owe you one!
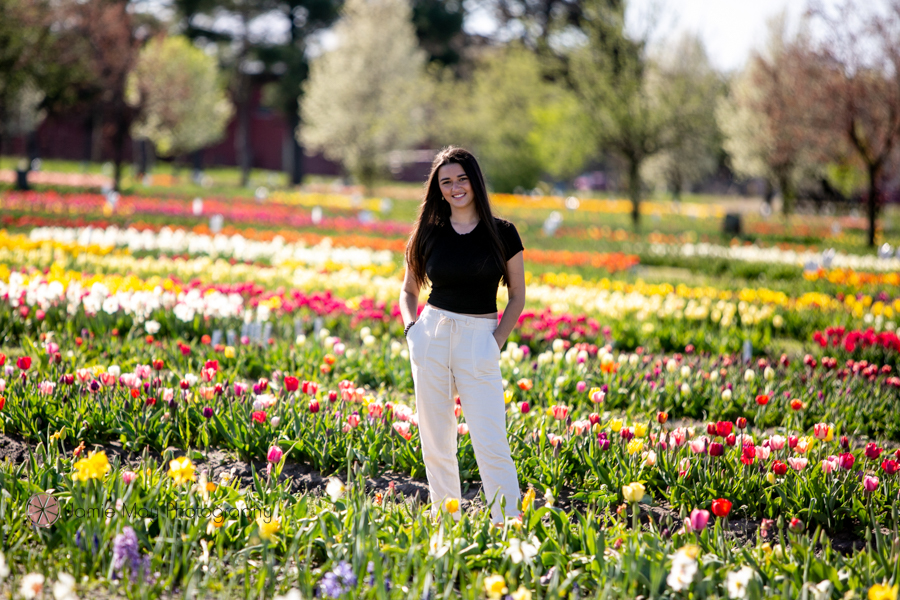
[426,302,497,320]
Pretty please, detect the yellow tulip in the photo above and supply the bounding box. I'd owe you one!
[521,488,536,512]
[633,423,648,438]
[444,498,459,514]
[622,482,645,503]
[627,439,644,455]
[609,418,624,433]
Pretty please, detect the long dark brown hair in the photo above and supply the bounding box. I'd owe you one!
[406,147,509,288]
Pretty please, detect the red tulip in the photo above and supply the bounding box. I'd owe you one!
[716,421,733,437]
[152,359,165,370]
[0,395,5,411]
[772,461,788,476]
[251,411,267,424]
[725,433,736,446]
[707,422,717,436]
[711,498,732,518]
[589,413,600,426]
[657,411,668,424]
[709,442,724,457]
[864,443,883,460]
[284,376,300,392]
[328,390,338,402]
[16,356,32,371]
[755,394,769,406]
[736,417,747,430]
[520,402,530,414]
[204,359,219,372]
[309,400,320,414]
[838,452,855,470]
[0,353,5,366]
[881,459,899,475]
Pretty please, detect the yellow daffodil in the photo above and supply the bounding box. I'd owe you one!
[257,515,281,540]
[168,457,196,485]
[869,583,899,600]
[445,498,459,514]
[484,574,508,599]
[72,451,110,482]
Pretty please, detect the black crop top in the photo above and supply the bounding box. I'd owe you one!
[425,217,524,314]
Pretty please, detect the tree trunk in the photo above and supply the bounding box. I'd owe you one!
[236,73,252,187]
[628,156,641,231]
[289,111,304,186]
[866,163,880,248]
[776,171,793,217]
[111,108,128,192]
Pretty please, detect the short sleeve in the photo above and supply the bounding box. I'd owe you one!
[496,218,524,261]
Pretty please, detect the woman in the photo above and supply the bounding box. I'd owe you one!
[399,146,526,524]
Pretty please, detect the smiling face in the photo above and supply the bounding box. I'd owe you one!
[437,162,474,213]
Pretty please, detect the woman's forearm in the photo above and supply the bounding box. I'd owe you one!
[399,290,419,325]
[494,293,525,347]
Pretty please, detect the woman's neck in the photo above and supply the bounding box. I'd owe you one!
[449,206,479,224]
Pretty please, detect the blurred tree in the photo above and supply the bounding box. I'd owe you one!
[716,14,824,215]
[301,0,427,193]
[126,36,233,161]
[481,0,585,61]
[411,0,466,65]
[48,0,145,191]
[252,0,340,185]
[431,45,592,192]
[642,34,723,201]
[174,0,280,187]
[809,0,900,247]
[0,0,53,158]
[570,0,708,229]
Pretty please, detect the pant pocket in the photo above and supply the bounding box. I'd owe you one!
[473,328,501,378]
[407,317,429,367]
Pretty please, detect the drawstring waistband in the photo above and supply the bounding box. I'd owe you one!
[420,305,497,401]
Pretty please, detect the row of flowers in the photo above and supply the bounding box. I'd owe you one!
[2,343,899,532]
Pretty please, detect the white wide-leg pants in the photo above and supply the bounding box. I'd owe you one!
[406,304,521,523]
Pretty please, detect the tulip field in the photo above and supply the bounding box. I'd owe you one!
[0,187,899,599]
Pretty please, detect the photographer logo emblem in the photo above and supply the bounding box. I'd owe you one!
[27,493,60,527]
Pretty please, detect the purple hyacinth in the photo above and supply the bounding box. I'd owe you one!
[366,560,391,591]
[112,527,152,583]
[318,560,357,598]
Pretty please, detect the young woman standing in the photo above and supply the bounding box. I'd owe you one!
[399,146,526,523]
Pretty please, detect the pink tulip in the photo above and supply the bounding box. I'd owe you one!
[38,381,56,395]
[267,445,284,463]
[547,433,562,447]
[457,423,469,436]
[756,446,771,461]
[393,422,412,441]
[768,435,785,450]
[689,438,707,454]
[122,470,137,485]
[787,457,808,471]
[863,475,880,492]
[689,508,710,532]
[821,456,838,474]
[347,414,360,428]
[576,381,587,393]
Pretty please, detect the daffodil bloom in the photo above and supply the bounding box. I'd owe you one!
[869,583,899,600]
[72,451,111,482]
[168,457,196,485]
[444,498,459,514]
[484,574,508,599]
[257,515,281,540]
